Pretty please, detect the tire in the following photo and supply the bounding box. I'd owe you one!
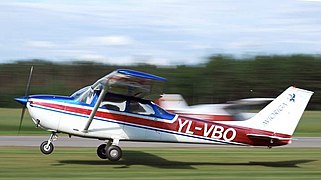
[106,145,122,162]
[40,141,54,155]
[97,144,108,159]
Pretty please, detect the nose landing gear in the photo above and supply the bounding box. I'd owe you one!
[40,132,57,155]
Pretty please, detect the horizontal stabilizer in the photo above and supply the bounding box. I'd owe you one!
[247,134,292,141]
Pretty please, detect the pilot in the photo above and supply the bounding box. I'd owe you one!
[128,101,144,113]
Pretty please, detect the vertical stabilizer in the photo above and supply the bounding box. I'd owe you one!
[248,86,313,135]
[224,87,313,136]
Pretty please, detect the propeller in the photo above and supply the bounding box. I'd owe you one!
[17,66,33,134]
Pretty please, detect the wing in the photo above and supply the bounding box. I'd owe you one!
[91,69,166,100]
[83,69,166,132]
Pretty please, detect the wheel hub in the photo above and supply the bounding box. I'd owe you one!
[110,149,118,157]
[44,144,51,151]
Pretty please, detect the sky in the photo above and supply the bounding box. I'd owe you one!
[0,0,320,65]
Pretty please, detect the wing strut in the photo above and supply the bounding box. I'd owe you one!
[83,86,108,132]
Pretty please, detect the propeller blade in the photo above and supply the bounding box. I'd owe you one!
[24,66,33,97]
[18,66,34,134]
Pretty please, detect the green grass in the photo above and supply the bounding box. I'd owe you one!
[294,111,321,137]
[0,147,320,179]
[0,108,320,136]
[0,108,46,135]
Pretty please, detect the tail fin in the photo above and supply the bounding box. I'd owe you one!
[248,86,313,135]
[226,86,313,136]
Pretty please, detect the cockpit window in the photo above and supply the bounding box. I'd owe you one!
[101,94,126,111]
[71,86,95,104]
[72,89,173,119]
[154,105,167,115]
[127,100,155,115]
[71,86,90,99]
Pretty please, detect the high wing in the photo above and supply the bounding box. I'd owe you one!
[83,69,166,132]
[101,69,166,100]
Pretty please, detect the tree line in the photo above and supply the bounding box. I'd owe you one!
[0,54,320,109]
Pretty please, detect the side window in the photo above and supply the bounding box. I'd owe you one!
[153,103,176,120]
[128,100,155,115]
[101,94,126,112]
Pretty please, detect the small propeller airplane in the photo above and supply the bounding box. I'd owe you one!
[15,67,313,161]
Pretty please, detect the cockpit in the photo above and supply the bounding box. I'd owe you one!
[70,86,175,120]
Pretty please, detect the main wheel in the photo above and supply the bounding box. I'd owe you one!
[106,145,122,162]
[97,144,108,159]
[40,141,54,155]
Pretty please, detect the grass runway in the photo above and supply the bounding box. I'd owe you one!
[0,147,320,179]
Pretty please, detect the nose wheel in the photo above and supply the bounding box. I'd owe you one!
[40,132,57,155]
[97,142,122,161]
[40,141,54,154]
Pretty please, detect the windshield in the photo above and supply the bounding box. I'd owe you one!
[71,86,95,104]
[71,86,90,99]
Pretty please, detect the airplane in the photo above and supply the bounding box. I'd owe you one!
[155,94,275,121]
[15,67,313,161]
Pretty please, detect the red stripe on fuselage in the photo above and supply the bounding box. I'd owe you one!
[31,101,291,146]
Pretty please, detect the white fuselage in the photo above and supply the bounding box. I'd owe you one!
[27,99,236,145]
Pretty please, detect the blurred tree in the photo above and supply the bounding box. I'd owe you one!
[0,55,320,109]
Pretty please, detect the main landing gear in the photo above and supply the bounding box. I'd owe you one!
[39,133,122,161]
[40,132,57,155]
[96,140,122,161]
